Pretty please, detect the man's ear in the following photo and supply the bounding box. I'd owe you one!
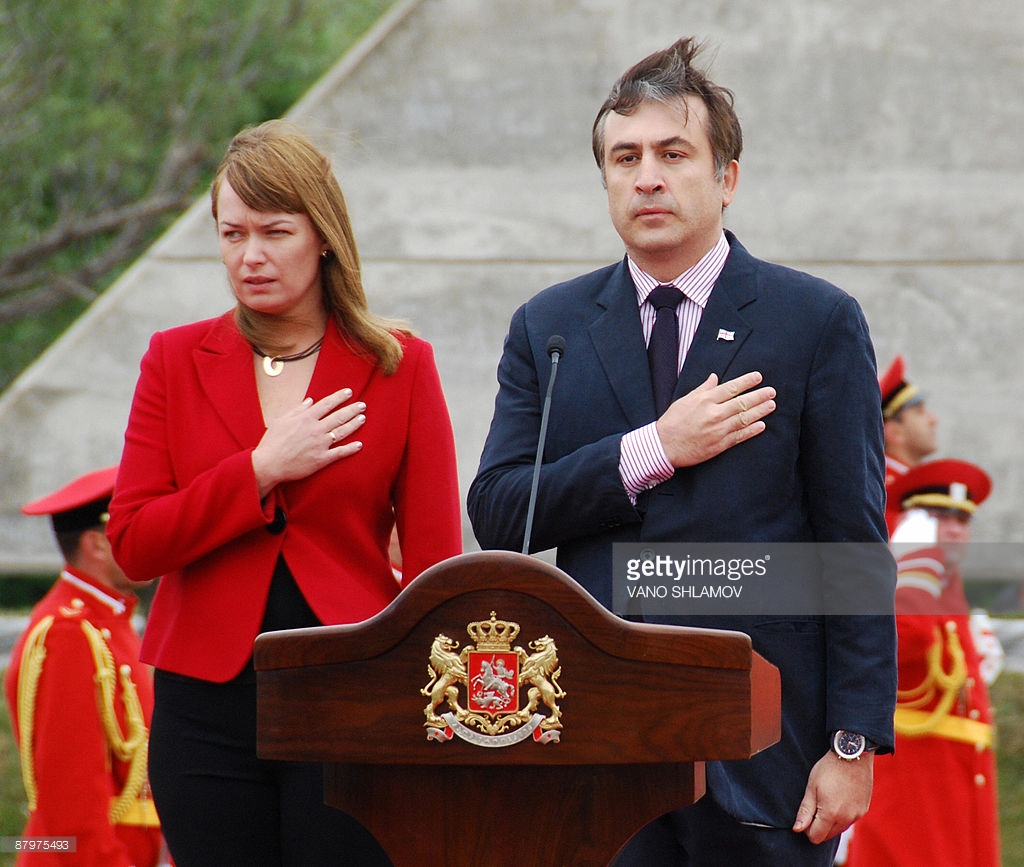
[720,159,739,209]
[76,527,111,561]
[883,418,903,447]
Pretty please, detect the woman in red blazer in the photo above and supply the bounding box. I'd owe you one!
[107,120,462,866]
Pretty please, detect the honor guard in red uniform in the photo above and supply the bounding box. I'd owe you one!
[879,356,939,535]
[846,458,1000,867]
[3,467,165,867]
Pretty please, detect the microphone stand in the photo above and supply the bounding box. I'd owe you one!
[522,336,565,555]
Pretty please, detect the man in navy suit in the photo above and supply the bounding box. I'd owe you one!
[469,37,896,865]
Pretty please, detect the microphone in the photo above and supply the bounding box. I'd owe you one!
[522,335,566,555]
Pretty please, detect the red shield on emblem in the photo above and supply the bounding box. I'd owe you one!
[467,651,519,716]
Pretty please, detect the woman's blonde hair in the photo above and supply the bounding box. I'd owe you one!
[211,120,407,374]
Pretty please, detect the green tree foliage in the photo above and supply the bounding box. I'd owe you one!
[0,0,395,390]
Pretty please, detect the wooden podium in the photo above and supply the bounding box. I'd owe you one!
[255,551,780,866]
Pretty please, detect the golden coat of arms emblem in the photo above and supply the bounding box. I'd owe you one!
[421,612,565,746]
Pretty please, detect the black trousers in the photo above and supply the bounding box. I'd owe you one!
[612,795,842,867]
[149,560,391,866]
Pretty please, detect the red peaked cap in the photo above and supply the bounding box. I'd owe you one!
[878,355,924,420]
[887,458,991,516]
[22,465,118,533]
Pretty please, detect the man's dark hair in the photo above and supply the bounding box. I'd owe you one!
[592,37,743,180]
[54,527,95,563]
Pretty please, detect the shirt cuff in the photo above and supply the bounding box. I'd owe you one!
[620,422,675,502]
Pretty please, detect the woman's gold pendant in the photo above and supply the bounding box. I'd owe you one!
[262,356,285,377]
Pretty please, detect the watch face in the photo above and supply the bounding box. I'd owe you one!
[834,730,866,759]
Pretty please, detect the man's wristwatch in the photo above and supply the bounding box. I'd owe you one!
[831,730,875,761]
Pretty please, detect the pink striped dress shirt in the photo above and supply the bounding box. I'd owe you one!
[619,233,731,500]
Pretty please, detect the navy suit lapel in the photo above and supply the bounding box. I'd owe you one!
[587,260,656,428]
[676,235,758,397]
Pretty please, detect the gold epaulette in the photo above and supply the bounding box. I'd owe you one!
[16,616,55,811]
[14,614,155,827]
[895,621,968,738]
[80,620,151,825]
[108,795,160,827]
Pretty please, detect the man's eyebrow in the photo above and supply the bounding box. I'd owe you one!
[609,135,695,153]
[662,136,696,149]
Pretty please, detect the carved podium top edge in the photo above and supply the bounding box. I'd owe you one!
[253,550,754,672]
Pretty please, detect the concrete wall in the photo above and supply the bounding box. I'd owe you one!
[1,0,1021,584]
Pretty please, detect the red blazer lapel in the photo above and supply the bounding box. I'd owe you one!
[308,318,380,402]
[191,314,383,451]
[193,313,265,449]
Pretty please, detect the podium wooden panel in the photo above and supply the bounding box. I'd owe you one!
[255,551,780,866]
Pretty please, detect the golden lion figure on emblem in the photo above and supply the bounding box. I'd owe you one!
[422,634,468,725]
[518,635,565,729]
[421,613,566,741]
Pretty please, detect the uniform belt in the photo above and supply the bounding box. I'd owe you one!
[894,707,994,748]
[110,796,160,827]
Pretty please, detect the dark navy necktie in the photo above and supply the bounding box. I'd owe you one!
[647,284,684,415]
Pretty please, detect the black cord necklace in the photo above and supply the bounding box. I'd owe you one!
[251,337,324,377]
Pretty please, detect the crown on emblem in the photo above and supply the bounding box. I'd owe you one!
[467,611,520,651]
